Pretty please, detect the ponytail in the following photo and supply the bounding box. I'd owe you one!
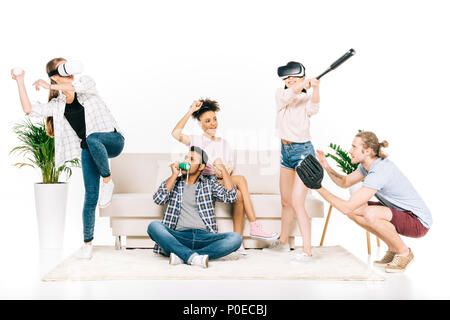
[377,140,389,159]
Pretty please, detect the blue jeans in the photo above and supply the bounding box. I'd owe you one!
[280,141,315,170]
[147,221,242,263]
[82,130,124,242]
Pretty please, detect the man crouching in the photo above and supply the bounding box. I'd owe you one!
[148,146,242,268]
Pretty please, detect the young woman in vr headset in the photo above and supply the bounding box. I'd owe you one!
[11,58,124,259]
[171,99,279,254]
[263,61,320,263]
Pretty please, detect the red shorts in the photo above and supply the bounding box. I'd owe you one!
[368,201,429,238]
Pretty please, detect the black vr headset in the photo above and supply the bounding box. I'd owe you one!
[277,61,306,80]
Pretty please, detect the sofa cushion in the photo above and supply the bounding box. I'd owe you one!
[101,193,323,219]
[110,217,301,237]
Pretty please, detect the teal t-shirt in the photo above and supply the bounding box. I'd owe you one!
[358,158,432,228]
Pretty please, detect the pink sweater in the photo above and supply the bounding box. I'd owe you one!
[190,134,234,175]
[275,87,320,143]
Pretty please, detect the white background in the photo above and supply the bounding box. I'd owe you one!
[1,0,449,298]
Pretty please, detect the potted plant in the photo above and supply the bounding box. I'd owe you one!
[10,118,80,249]
[325,143,361,195]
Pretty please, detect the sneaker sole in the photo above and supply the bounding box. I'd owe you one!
[373,262,390,267]
[169,257,182,265]
[250,234,280,241]
[98,201,112,209]
[385,258,414,273]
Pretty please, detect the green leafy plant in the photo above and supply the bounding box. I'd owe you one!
[325,143,358,175]
[10,118,81,183]
[326,130,364,175]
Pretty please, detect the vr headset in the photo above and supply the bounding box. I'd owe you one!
[277,61,305,80]
[48,61,83,77]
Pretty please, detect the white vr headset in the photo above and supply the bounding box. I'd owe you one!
[48,61,83,77]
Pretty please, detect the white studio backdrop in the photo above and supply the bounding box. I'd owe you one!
[0,0,449,253]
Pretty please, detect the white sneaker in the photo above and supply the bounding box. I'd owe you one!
[80,244,93,259]
[290,252,313,264]
[190,255,209,268]
[98,179,114,208]
[236,244,248,255]
[169,252,184,265]
[262,240,291,252]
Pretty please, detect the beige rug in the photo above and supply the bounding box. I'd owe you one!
[42,245,385,281]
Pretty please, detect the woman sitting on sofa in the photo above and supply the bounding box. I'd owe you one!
[171,99,278,254]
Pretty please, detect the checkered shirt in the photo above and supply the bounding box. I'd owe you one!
[152,174,237,254]
[27,75,122,168]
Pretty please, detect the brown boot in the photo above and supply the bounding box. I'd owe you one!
[385,248,414,273]
[373,250,396,266]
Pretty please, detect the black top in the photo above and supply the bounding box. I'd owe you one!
[64,93,88,149]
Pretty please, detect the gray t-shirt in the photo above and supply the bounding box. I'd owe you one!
[358,158,432,228]
[175,182,207,231]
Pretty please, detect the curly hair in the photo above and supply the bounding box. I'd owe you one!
[191,98,221,121]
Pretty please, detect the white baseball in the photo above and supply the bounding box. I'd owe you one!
[13,67,23,76]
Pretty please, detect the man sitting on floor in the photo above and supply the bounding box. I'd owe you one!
[296,131,432,273]
[147,146,242,268]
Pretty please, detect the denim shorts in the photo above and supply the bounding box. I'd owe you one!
[280,140,315,170]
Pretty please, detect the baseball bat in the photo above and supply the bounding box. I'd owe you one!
[316,48,356,80]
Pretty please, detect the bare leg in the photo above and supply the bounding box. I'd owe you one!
[232,190,245,235]
[291,173,312,255]
[232,175,257,222]
[347,205,409,255]
[279,166,296,245]
[218,178,245,235]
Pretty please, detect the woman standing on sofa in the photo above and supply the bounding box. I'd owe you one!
[264,61,320,263]
[11,58,124,259]
[171,99,278,254]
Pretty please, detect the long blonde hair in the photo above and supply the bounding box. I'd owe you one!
[356,131,389,159]
[44,57,66,137]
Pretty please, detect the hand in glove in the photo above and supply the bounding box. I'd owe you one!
[295,154,324,189]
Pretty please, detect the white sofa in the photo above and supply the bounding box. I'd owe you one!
[100,150,324,249]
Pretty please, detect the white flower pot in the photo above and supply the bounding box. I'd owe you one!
[348,181,363,196]
[34,183,68,249]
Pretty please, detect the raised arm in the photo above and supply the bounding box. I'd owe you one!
[316,150,364,188]
[11,69,32,114]
[275,78,312,112]
[46,75,97,95]
[171,100,203,146]
[306,78,320,116]
[153,162,180,205]
[11,69,57,117]
[309,78,320,104]
[211,158,237,203]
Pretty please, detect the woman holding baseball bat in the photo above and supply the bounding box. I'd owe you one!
[264,61,320,263]
[171,98,279,254]
[11,58,124,259]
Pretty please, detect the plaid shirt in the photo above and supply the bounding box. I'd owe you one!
[27,75,122,168]
[152,174,237,254]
